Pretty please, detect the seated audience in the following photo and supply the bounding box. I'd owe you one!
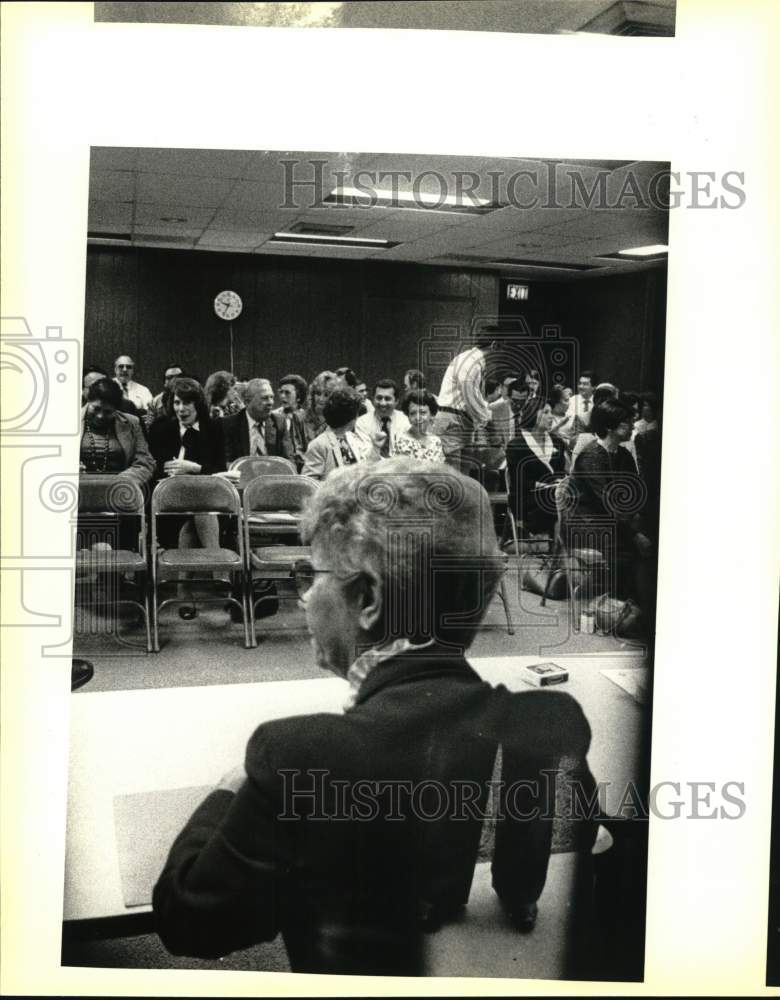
[153,459,597,974]
[274,373,309,469]
[147,364,184,425]
[557,370,596,445]
[485,377,513,449]
[355,379,410,458]
[335,367,369,416]
[204,370,244,420]
[113,354,153,413]
[571,385,637,470]
[395,390,445,462]
[566,399,655,617]
[634,392,660,437]
[403,368,426,392]
[302,370,338,449]
[524,368,542,402]
[79,377,154,485]
[302,388,378,479]
[634,395,662,538]
[506,395,567,536]
[82,366,142,419]
[222,378,293,465]
[355,378,373,414]
[148,377,227,620]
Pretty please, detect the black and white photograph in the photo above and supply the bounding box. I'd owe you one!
[60,146,669,980]
[2,2,780,997]
[94,0,677,36]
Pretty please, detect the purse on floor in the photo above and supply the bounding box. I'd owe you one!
[519,553,569,599]
[591,595,646,639]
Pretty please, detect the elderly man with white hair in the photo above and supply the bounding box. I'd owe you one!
[221,377,293,464]
[153,459,597,975]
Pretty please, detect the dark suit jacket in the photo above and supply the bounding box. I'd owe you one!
[153,647,595,975]
[221,410,294,466]
[566,439,646,557]
[506,432,566,533]
[148,418,226,478]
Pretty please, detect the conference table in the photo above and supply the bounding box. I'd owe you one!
[63,652,649,977]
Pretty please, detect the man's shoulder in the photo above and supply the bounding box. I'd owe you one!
[222,410,245,429]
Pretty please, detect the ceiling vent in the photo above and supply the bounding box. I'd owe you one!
[288,221,357,237]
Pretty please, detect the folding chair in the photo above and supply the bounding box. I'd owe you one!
[500,465,555,557]
[229,454,297,488]
[541,477,609,630]
[242,475,319,646]
[75,474,152,653]
[151,475,249,651]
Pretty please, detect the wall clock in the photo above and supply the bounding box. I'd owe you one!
[214,289,243,322]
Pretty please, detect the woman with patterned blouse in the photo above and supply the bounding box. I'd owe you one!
[395,390,446,463]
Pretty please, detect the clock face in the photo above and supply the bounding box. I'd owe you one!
[214,290,243,321]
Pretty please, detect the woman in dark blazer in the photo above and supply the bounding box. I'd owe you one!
[506,396,567,535]
[148,377,228,619]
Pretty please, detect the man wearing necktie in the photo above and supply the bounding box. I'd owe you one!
[355,379,410,458]
[222,378,295,466]
[561,371,596,441]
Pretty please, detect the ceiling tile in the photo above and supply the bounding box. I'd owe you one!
[88,202,133,230]
[91,170,134,202]
[135,204,215,227]
[136,148,253,178]
[136,173,236,207]
[197,230,269,249]
[91,147,139,171]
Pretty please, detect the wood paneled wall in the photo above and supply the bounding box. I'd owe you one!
[83,247,498,394]
[499,268,667,395]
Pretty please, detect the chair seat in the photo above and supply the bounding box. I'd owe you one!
[75,550,146,573]
[158,548,242,570]
[569,548,606,567]
[248,512,301,525]
[250,545,310,570]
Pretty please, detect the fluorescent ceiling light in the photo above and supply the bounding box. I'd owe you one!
[270,231,398,249]
[324,186,500,215]
[617,244,668,256]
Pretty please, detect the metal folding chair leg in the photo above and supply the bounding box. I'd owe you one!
[497,576,515,635]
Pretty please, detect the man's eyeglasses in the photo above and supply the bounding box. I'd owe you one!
[292,560,360,598]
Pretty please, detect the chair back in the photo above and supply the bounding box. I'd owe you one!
[229,455,297,485]
[78,474,146,514]
[243,475,318,514]
[77,474,147,555]
[152,475,241,515]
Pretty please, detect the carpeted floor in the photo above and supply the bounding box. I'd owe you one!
[71,561,638,694]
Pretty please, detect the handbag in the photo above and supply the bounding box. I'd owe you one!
[591,595,646,639]
[520,553,569,599]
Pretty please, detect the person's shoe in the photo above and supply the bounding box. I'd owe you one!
[507,901,538,933]
[226,602,244,624]
[178,604,197,621]
[71,658,94,692]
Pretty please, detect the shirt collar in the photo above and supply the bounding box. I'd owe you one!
[344,637,436,710]
[179,420,199,437]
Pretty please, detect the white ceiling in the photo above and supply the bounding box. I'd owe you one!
[88,147,670,281]
[95,1,675,35]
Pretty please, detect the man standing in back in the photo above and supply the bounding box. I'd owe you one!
[432,331,500,470]
[114,354,153,414]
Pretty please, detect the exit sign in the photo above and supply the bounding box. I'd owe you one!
[506,283,529,301]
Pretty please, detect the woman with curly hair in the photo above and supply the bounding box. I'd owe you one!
[301,370,338,449]
[204,370,245,420]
